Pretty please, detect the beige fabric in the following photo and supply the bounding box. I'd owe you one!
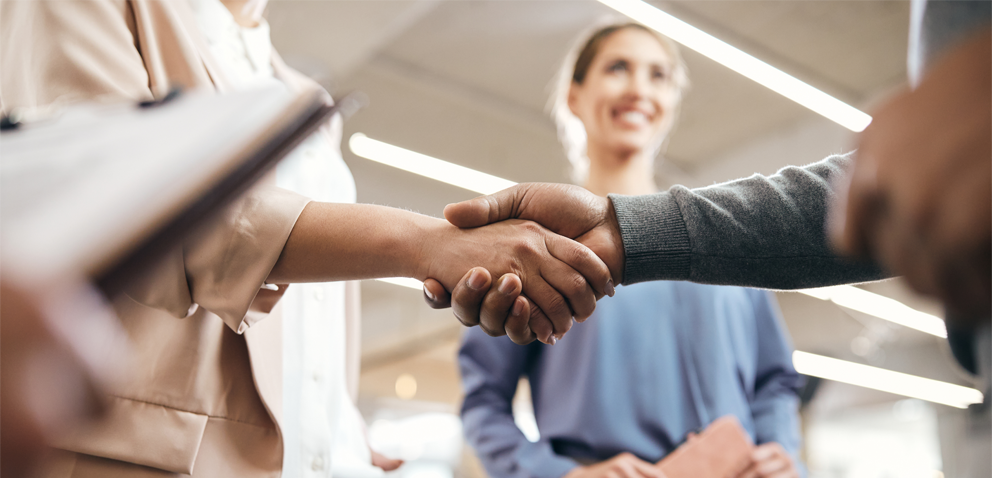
[0,1,334,476]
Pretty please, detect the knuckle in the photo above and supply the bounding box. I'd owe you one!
[512,240,540,259]
[545,294,570,319]
[564,273,590,298]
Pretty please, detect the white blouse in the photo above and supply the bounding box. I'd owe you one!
[188,1,380,477]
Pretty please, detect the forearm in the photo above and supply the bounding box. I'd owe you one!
[267,202,439,283]
[610,153,887,288]
[751,394,802,460]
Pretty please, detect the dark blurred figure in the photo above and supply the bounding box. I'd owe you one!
[1,280,125,477]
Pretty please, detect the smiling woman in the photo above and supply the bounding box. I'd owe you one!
[551,21,688,186]
[458,20,805,478]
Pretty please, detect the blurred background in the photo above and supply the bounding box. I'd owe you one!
[266,1,979,477]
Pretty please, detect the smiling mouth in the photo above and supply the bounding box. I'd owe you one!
[613,109,652,127]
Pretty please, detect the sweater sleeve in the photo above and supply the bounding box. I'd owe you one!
[609,153,887,289]
[746,290,804,472]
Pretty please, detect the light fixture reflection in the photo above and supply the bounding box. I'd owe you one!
[798,285,946,338]
[349,133,516,194]
[597,0,872,132]
[793,351,983,409]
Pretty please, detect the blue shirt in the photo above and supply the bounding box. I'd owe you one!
[459,282,803,478]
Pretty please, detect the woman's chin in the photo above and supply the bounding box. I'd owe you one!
[605,135,653,156]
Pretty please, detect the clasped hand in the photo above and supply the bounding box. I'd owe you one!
[831,28,991,322]
[424,183,626,344]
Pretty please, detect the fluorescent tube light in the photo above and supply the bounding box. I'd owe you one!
[798,286,946,338]
[374,277,424,290]
[793,351,983,409]
[598,0,873,132]
[349,133,517,195]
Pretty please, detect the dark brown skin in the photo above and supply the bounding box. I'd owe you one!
[832,28,992,324]
[268,202,612,344]
[423,183,625,344]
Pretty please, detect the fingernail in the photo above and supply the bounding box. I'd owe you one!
[468,269,486,290]
[606,280,616,297]
[511,299,524,317]
[423,285,435,301]
[548,335,557,346]
[498,276,515,295]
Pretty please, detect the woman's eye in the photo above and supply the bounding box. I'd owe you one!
[607,61,628,73]
[652,69,668,81]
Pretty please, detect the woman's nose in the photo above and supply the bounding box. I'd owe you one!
[625,70,652,98]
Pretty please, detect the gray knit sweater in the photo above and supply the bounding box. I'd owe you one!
[609,153,886,289]
[608,0,990,291]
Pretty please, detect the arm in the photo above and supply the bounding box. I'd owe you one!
[729,290,804,478]
[433,155,888,333]
[611,153,884,288]
[459,330,579,478]
[745,290,803,463]
[268,202,613,341]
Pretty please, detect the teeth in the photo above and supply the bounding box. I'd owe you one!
[619,111,649,125]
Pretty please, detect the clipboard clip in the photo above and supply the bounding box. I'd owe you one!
[0,112,23,131]
[139,87,184,109]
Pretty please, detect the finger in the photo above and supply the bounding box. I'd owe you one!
[768,469,799,478]
[504,294,538,345]
[444,184,528,228]
[751,444,778,462]
[450,268,492,328]
[422,278,451,309]
[526,299,556,345]
[479,274,522,337]
[755,457,789,476]
[523,278,574,340]
[832,148,882,258]
[736,461,760,478]
[615,461,642,478]
[545,233,614,300]
[371,451,404,472]
[540,256,597,322]
[627,457,666,478]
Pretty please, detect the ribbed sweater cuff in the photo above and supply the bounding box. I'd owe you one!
[609,192,691,285]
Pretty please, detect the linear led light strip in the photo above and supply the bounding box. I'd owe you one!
[794,351,983,408]
[349,133,516,195]
[797,285,946,338]
[598,0,873,133]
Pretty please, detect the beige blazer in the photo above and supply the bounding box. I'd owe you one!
[1,1,335,476]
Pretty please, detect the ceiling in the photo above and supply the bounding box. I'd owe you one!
[266,1,971,413]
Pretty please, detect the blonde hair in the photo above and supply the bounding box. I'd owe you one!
[550,20,689,183]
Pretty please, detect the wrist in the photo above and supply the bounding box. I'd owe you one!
[604,196,626,284]
[406,215,449,282]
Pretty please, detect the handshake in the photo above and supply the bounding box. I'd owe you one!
[417,183,626,346]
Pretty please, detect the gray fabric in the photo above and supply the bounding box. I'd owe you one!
[610,153,885,288]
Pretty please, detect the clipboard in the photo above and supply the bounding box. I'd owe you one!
[0,86,360,295]
[657,415,754,478]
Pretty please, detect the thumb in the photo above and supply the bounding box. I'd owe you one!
[444,184,527,228]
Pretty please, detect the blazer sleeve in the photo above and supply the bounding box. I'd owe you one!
[0,0,311,333]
